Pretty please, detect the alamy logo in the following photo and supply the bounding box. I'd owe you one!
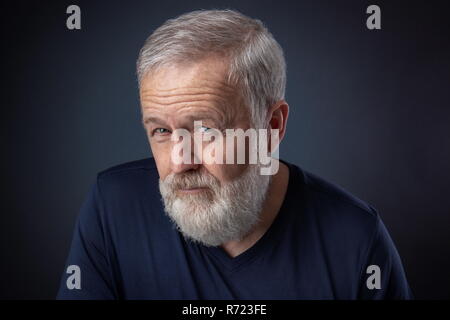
[169,121,280,175]
[66,265,81,290]
[366,264,381,290]
[66,5,81,30]
[366,5,381,30]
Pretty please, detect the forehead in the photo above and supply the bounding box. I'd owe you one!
[139,57,245,124]
[140,57,232,92]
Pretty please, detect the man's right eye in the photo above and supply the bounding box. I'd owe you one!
[152,128,171,135]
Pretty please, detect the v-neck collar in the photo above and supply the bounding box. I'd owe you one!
[197,159,300,272]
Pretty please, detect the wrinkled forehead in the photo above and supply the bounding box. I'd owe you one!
[139,57,248,126]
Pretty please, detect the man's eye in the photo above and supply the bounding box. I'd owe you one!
[152,128,170,135]
[198,126,212,133]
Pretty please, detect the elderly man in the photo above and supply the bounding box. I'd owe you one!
[57,9,412,299]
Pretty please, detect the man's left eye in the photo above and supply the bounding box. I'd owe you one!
[198,126,212,133]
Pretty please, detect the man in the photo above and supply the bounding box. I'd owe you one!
[57,9,412,299]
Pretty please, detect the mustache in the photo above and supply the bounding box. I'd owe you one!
[163,170,220,190]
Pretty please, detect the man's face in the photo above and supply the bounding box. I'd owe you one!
[139,57,272,246]
[140,56,250,183]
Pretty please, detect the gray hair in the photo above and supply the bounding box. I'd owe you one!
[136,9,286,128]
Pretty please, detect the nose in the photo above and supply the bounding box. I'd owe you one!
[171,160,200,174]
[170,138,202,174]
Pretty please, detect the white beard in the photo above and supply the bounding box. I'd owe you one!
[159,164,272,246]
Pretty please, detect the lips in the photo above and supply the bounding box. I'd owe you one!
[178,186,208,191]
[175,186,211,195]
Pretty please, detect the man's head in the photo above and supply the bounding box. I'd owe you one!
[137,9,289,246]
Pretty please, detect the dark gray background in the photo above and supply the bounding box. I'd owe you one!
[2,0,449,299]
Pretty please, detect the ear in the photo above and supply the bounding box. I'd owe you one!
[267,100,289,152]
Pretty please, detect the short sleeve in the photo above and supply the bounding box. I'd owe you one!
[56,179,117,299]
[357,216,413,299]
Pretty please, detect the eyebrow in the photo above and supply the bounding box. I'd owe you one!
[142,116,167,126]
[142,114,226,128]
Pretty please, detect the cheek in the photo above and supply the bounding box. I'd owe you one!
[221,136,252,166]
[149,141,171,180]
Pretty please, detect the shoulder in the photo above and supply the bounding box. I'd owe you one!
[93,157,160,203]
[287,162,381,244]
[303,168,378,219]
[96,157,158,186]
[98,157,157,179]
[286,163,410,298]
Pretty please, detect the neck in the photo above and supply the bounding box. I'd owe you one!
[220,160,290,258]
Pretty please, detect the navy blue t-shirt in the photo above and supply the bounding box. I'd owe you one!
[57,158,412,299]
